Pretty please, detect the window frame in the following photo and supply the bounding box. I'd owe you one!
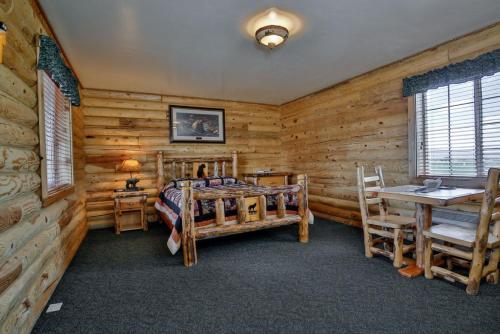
[38,69,75,207]
[408,89,487,189]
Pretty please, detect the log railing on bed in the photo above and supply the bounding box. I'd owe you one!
[156,151,309,267]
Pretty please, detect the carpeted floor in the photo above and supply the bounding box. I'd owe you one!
[33,219,500,334]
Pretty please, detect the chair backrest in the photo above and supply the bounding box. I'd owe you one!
[356,166,388,225]
[476,168,500,242]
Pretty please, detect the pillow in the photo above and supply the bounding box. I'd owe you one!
[172,178,206,189]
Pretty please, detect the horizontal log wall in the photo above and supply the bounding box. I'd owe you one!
[0,1,87,332]
[280,23,500,227]
[82,89,281,229]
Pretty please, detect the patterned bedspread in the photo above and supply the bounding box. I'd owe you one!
[155,177,298,254]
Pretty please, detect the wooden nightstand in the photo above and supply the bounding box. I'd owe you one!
[243,172,292,186]
[112,190,148,234]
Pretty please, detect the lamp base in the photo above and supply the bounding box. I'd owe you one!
[125,178,140,191]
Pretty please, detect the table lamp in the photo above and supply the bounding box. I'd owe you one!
[120,159,141,191]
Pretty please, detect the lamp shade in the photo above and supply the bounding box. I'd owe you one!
[120,159,141,173]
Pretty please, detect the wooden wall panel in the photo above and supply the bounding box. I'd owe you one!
[0,1,87,332]
[280,23,500,227]
[82,89,282,228]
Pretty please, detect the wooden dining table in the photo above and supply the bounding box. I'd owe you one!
[372,185,484,277]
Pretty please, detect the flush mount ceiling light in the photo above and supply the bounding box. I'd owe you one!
[245,7,302,49]
[255,25,288,48]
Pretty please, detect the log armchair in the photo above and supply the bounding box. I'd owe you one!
[424,168,500,295]
[356,166,416,268]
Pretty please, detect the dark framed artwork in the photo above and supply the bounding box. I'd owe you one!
[169,105,226,143]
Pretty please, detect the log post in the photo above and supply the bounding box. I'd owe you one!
[357,167,373,257]
[171,161,176,179]
[215,198,225,226]
[232,151,237,178]
[213,161,219,177]
[181,162,186,178]
[415,203,432,269]
[259,195,267,221]
[424,237,434,279]
[297,174,309,243]
[467,168,499,295]
[222,161,226,176]
[237,196,246,224]
[277,193,286,218]
[180,180,197,267]
[393,228,403,268]
[156,151,164,191]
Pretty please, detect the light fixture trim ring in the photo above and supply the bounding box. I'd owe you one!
[255,24,289,48]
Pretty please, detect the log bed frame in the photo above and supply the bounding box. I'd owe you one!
[156,151,309,267]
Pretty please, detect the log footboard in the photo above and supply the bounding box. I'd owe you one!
[179,174,309,267]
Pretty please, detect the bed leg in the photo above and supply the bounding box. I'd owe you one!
[181,180,197,267]
[297,174,309,243]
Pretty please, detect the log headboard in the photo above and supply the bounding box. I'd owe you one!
[156,151,238,190]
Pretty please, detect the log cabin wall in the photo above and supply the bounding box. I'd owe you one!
[280,23,500,227]
[82,89,281,229]
[0,1,87,332]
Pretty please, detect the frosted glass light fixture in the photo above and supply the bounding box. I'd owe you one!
[246,8,302,49]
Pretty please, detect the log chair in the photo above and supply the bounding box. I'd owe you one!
[357,165,416,268]
[423,168,500,295]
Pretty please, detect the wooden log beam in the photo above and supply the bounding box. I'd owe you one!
[0,116,38,147]
[297,174,309,243]
[0,91,37,127]
[258,195,267,221]
[193,184,301,200]
[180,181,196,267]
[215,198,225,226]
[0,198,68,263]
[369,247,393,259]
[0,192,41,233]
[0,239,61,326]
[431,242,473,260]
[196,216,302,239]
[237,196,246,224]
[0,146,39,173]
[0,260,22,295]
[277,193,286,218]
[232,150,238,178]
[431,266,469,285]
[0,64,37,108]
[0,224,59,295]
[0,172,40,203]
[156,151,164,190]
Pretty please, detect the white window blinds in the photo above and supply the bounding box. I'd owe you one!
[415,71,500,178]
[40,70,74,199]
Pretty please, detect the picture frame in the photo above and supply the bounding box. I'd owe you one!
[169,105,225,143]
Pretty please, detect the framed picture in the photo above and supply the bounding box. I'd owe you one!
[169,105,225,143]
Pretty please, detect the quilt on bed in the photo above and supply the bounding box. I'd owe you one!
[154,177,298,254]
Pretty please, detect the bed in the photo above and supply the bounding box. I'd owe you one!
[155,151,310,266]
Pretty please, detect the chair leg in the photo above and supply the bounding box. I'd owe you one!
[393,228,403,268]
[424,237,434,279]
[362,225,373,258]
[486,248,500,285]
[466,246,488,296]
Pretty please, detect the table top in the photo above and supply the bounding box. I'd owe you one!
[372,185,484,206]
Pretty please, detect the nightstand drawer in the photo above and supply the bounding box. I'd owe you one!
[119,200,144,210]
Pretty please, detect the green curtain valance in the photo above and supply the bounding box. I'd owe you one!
[402,48,500,97]
[37,35,80,106]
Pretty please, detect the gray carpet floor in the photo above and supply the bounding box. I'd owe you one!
[33,219,500,334]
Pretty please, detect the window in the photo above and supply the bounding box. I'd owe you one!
[414,71,500,179]
[38,70,74,205]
